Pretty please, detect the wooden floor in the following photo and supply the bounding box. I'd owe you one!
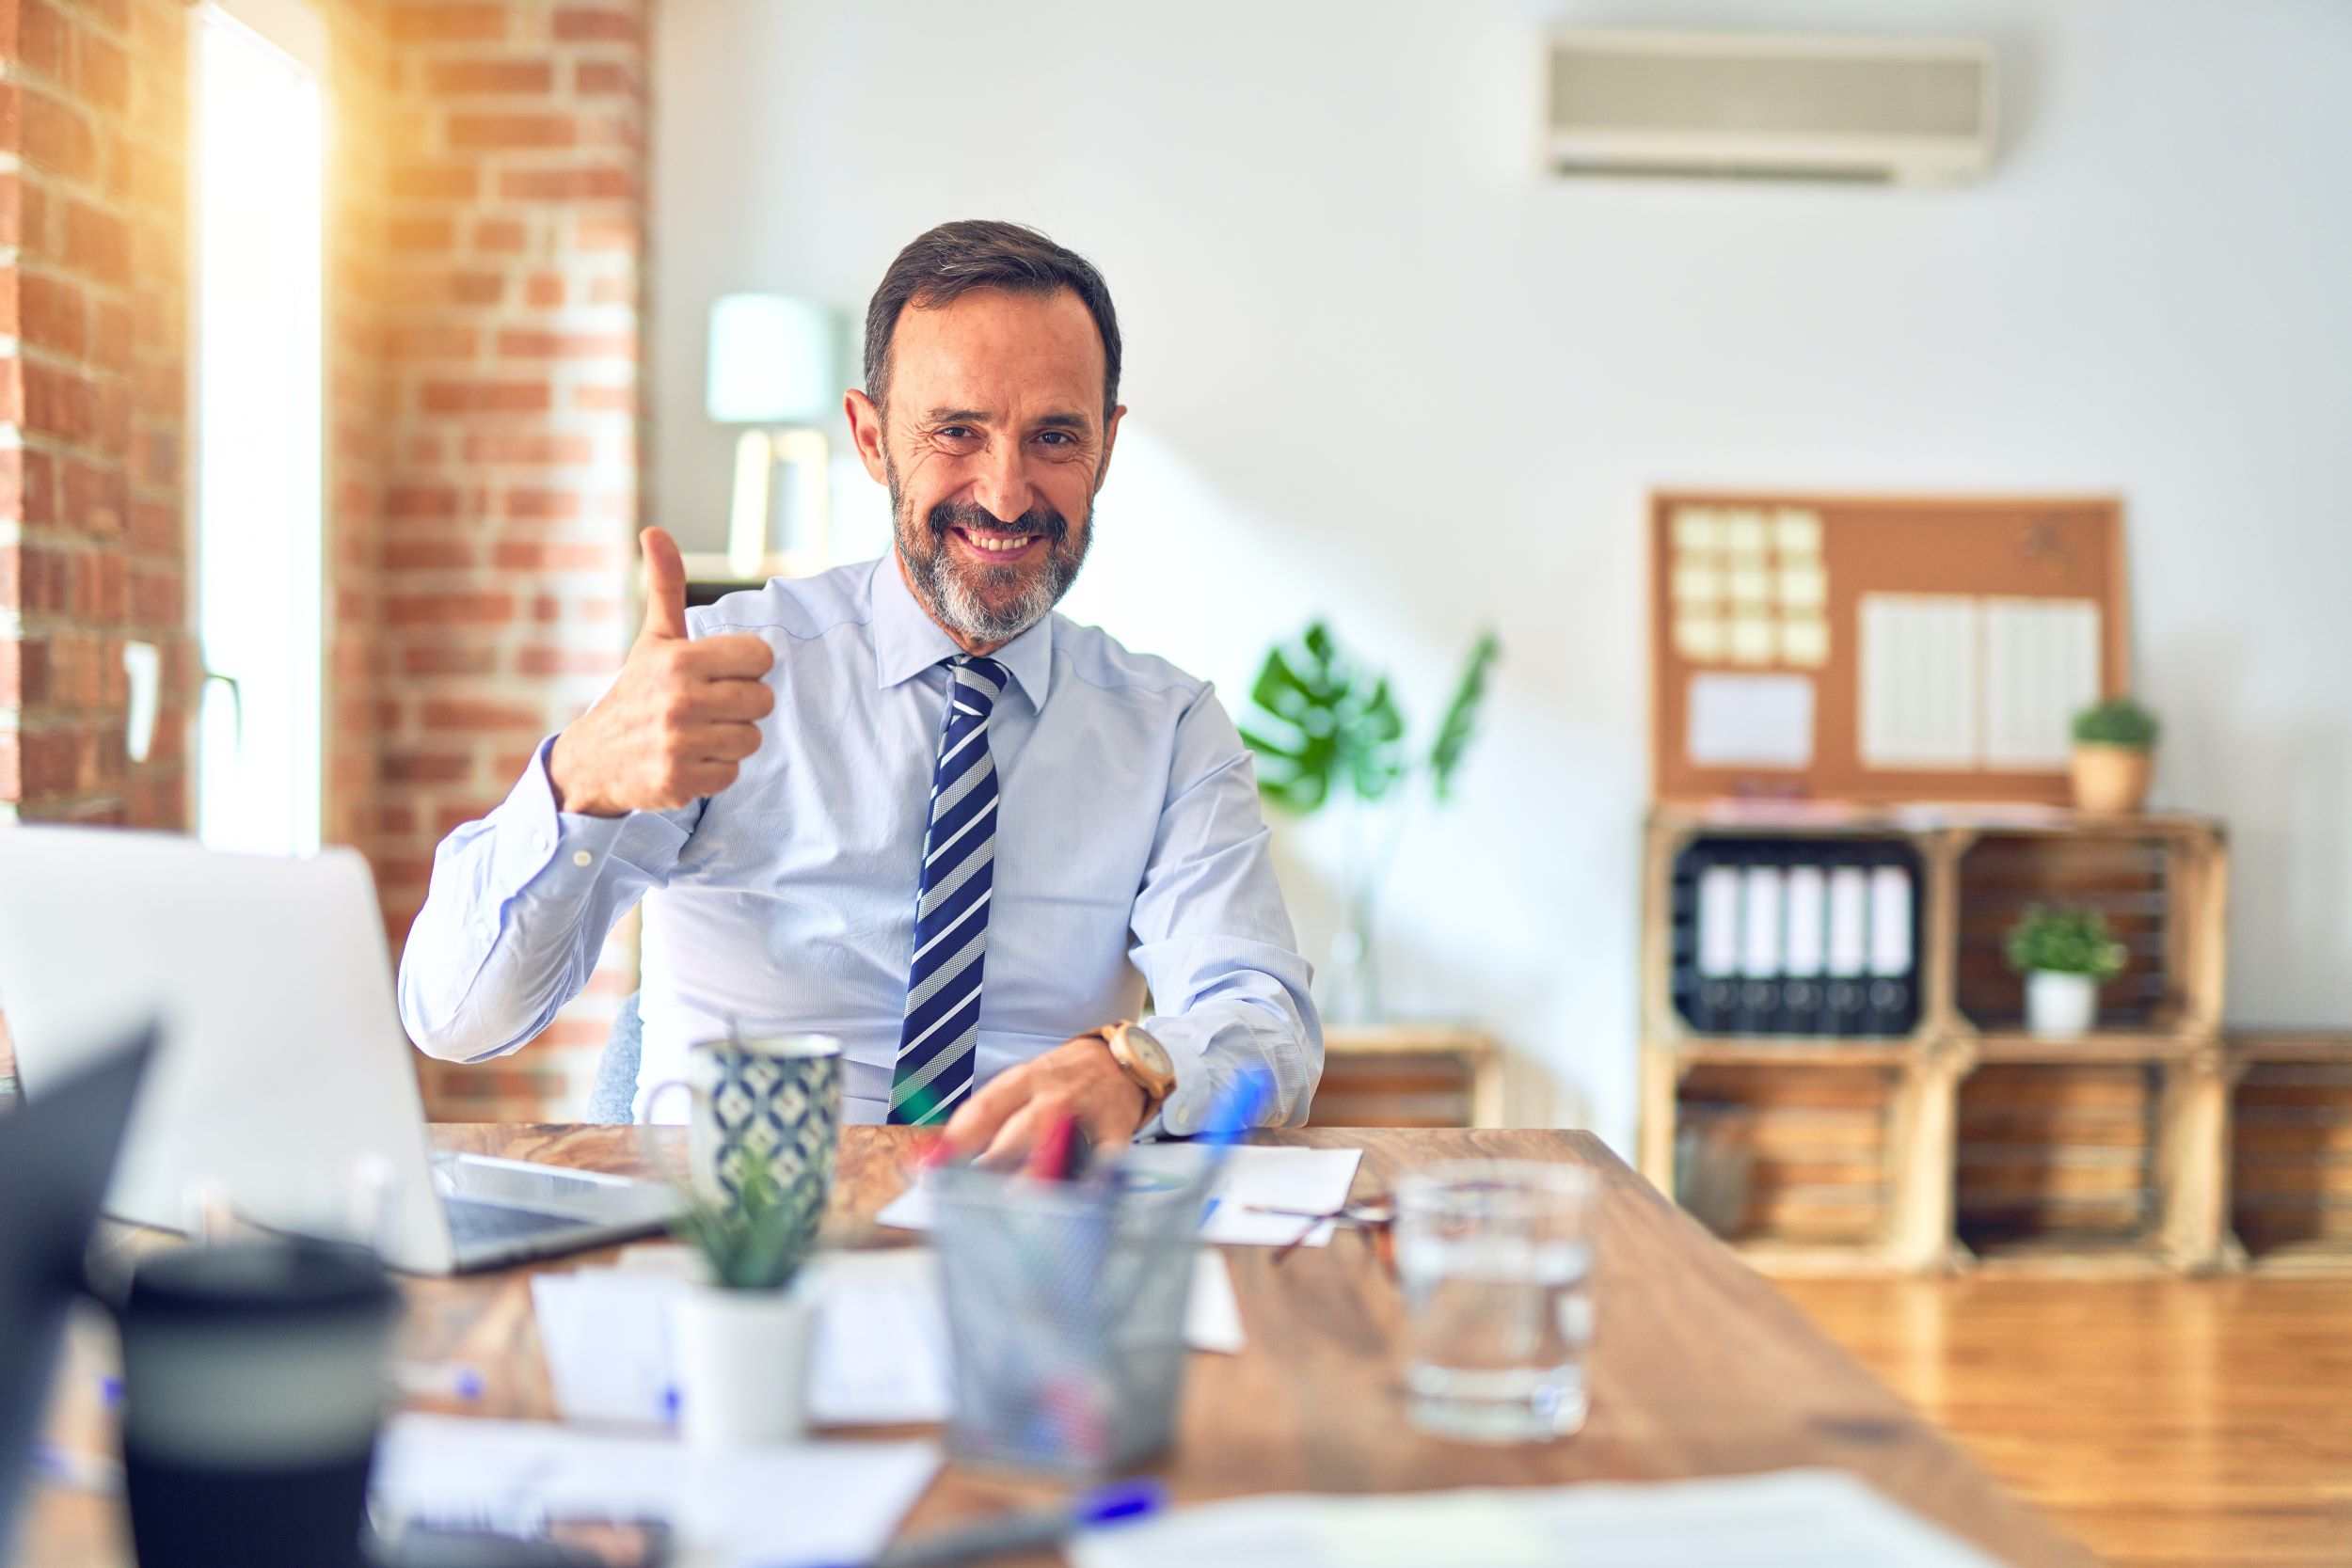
[1776,1275,2352,1568]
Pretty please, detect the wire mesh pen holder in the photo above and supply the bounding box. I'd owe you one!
[930,1161,1208,1476]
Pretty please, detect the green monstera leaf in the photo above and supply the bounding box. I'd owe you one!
[1427,629,1501,802]
[1239,621,1406,814]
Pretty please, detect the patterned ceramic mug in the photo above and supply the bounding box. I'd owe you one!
[641,1033,842,1210]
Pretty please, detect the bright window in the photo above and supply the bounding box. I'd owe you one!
[193,0,326,855]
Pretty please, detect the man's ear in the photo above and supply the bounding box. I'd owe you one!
[846,388,890,483]
[1094,404,1127,495]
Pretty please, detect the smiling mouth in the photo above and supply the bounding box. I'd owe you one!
[949,527,1043,562]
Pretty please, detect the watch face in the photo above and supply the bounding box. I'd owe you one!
[1125,1026,1173,1081]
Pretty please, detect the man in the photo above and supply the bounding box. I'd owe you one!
[400,220,1321,1161]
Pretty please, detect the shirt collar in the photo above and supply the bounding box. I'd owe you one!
[868,553,1054,710]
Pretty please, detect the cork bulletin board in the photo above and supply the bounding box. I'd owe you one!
[1650,492,2129,804]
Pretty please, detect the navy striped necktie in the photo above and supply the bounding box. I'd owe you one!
[888,656,1009,1126]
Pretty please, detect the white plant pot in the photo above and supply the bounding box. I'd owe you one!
[667,1275,816,1449]
[2025,971,2099,1041]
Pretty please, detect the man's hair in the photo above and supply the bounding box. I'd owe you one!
[863,219,1123,425]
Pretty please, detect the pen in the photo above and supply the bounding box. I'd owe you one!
[1025,1113,1079,1181]
[394,1359,486,1401]
[33,1443,122,1495]
[828,1478,1167,1568]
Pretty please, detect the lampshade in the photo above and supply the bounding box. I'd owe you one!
[706,293,842,425]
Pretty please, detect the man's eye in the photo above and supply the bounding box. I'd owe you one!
[936,426,977,441]
[1036,431,1073,447]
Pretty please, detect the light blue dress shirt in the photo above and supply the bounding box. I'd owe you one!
[397,556,1323,1132]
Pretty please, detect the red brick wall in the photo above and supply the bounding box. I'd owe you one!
[0,0,192,825]
[326,0,391,855]
[359,0,649,1118]
[0,1,651,1119]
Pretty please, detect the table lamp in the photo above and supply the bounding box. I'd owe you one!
[706,293,844,581]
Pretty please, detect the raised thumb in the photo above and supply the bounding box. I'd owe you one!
[637,526,689,642]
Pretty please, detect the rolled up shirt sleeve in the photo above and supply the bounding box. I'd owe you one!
[1127,685,1323,1134]
[396,735,696,1063]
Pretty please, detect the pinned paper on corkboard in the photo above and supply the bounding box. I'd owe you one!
[1651,492,2128,805]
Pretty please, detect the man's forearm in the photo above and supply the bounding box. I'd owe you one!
[1141,959,1324,1135]
[397,736,683,1061]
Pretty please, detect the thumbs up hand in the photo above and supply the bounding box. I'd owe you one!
[548,527,776,816]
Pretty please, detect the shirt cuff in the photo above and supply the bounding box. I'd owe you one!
[485,735,630,913]
[1137,1013,1219,1138]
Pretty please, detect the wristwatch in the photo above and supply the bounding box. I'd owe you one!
[1093,1020,1178,1119]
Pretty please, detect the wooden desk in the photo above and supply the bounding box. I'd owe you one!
[19,1126,2091,1567]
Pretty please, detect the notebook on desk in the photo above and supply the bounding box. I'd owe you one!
[0,829,679,1275]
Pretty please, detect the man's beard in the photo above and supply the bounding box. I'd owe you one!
[888,454,1091,645]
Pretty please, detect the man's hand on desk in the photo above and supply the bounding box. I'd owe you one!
[940,1034,1150,1167]
[549,527,777,816]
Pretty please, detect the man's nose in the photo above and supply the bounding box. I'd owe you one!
[967,438,1033,524]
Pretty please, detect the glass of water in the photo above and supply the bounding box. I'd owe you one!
[1394,1159,1597,1442]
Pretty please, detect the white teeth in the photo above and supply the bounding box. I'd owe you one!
[969,533,1025,553]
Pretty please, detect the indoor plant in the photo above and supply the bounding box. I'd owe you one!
[664,1153,825,1448]
[2069,697,2159,814]
[2003,905,2127,1040]
[1239,620,1501,1022]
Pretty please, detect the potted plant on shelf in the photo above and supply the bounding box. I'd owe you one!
[2070,696,2159,814]
[2004,905,2128,1041]
[1239,620,1501,1022]
[665,1154,825,1449]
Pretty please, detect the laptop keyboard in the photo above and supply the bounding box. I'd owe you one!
[444,1197,591,1252]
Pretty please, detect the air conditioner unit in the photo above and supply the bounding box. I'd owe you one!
[1544,29,1997,186]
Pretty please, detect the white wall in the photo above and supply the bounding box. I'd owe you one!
[653,0,2352,1150]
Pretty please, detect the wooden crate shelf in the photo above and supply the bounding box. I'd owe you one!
[1955,1061,2161,1261]
[1663,1037,1924,1069]
[1640,805,2235,1275]
[2229,1035,2352,1274]
[1674,1063,1898,1250]
[1961,1030,2217,1065]
[1953,823,2226,1037]
[1310,1023,1503,1129]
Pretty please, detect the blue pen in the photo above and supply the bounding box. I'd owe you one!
[1185,1065,1274,1228]
[1197,1066,1274,1147]
[819,1479,1167,1568]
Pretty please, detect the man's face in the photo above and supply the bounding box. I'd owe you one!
[848,287,1122,648]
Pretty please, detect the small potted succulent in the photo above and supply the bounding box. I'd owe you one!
[2004,905,2128,1040]
[664,1154,825,1449]
[2070,697,2159,815]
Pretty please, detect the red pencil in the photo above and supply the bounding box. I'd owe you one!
[1025,1114,1079,1181]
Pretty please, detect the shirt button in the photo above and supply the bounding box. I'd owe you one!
[476,921,494,941]
[537,834,552,854]
[572,849,593,868]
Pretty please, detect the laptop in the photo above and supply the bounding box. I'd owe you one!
[0,829,681,1275]
[0,1029,151,1550]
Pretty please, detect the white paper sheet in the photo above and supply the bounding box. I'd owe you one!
[532,1245,1247,1430]
[370,1415,938,1568]
[1070,1468,2007,1568]
[531,1269,681,1425]
[1981,597,2102,768]
[1860,594,2104,775]
[877,1145,1366,1249]
[1859,594,1979,768]
[1192,1147,1365,1246]
[805,1250,956,1424]
[1686,673,1815,768]
[1184,1250,1245,1354]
